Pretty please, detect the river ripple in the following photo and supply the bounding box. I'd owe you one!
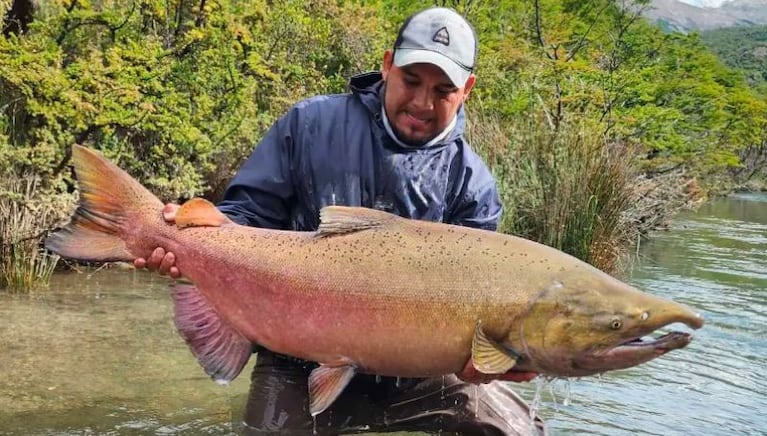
[514,192,767,435]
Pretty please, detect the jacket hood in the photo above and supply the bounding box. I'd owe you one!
[347,72,467,147]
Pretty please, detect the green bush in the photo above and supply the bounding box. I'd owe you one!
[1,0,765,289]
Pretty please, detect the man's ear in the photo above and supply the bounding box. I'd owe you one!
[462,74,476,101]
[381,49,394,81]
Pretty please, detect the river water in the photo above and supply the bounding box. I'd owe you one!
[513,192,767,435]
[1,193,765,435]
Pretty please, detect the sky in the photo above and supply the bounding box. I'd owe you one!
[677,0,733,7]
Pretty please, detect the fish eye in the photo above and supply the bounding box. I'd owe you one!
[640,312,649,321]
[610,318,622,330]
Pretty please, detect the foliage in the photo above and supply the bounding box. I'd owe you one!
[1,0,766,287]
[0,0,388,289]
[700,25,767,93]
[1,0,389,199]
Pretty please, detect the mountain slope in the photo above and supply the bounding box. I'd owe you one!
[700,25,767,90]
[644,0,767,32]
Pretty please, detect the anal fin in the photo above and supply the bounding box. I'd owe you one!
[308,364,356,416]
[171,283,252,383]
[472,321,520,374]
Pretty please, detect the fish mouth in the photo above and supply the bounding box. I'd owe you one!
[586,303,704,370]
[573,331,694,375]
[613,331,692,353]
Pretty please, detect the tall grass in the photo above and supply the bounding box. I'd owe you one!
[0,175,73,292]
[467,104,637,274]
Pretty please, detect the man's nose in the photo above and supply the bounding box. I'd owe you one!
[411,86,434,111]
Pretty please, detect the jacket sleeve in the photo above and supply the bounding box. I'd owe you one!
[216,108,299,230]
[446,151,504,232]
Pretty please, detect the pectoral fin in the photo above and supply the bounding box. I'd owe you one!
[472,322,520,374]
[308,364,356,416]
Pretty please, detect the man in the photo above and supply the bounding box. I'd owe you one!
[136,7,546,435]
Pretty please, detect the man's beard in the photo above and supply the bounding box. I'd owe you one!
[381,86,434,148]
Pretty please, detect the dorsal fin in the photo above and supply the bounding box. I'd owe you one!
[175,198,232,229]
[316,206,396,237]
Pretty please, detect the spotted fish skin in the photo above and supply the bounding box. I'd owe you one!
[45,145,704,416]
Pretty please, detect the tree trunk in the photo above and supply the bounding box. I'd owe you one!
[2,0,35,36]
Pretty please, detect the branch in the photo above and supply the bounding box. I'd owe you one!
[174,0,185,39]
[565,0,611,62]
[533,0,553,60]
[52,125,98,176]
[55,0,80,44]
[195,0,207,28]
[56,3,134,45]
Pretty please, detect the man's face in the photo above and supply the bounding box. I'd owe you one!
[381,50,475,145]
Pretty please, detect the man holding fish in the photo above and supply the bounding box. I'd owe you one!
[46,4,702,431]
[135,6,546,435]
[45,0,704,432]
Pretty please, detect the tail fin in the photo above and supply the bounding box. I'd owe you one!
[45,145,164,262]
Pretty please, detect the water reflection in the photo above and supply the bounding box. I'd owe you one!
[1,194,766,435]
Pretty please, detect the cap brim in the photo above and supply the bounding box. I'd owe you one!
[393,49,471,87]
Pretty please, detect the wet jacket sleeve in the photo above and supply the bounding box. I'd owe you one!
[216,109,298,230]
[447,154,503,232]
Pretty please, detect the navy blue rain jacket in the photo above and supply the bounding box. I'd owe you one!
[217,71,502,232]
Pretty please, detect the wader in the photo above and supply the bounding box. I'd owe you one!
[241,351,547,436]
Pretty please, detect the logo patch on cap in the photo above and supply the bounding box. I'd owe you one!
[432,26,450,46]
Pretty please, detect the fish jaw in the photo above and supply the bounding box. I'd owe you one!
[572,332,692,374]
[512,269,704,377]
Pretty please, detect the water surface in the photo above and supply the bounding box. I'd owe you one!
[0,270,252,434]
[1,193,765,434]
[514,192,767,435]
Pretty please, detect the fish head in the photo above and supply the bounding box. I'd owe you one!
[515,268,704,377]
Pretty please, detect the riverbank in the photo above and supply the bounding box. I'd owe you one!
[2,1,765,290]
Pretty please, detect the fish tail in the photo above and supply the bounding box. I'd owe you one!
[45,145,164,262]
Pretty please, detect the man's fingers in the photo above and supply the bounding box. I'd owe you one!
[135,247,181,277]
[162,203,180,223]
[456,361,495,384]
[498,371,538,383]
[457,357,538,384]
[158,252,176,275]
[168,266,181,279]
[148,247,166,269]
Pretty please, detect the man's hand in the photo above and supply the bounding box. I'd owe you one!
[456,358,537,384]
[134,203,182,279]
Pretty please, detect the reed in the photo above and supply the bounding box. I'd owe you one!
[0,175,73,292]
[467,105,637,274]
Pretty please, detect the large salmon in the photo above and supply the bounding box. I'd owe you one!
[45,145,704,416]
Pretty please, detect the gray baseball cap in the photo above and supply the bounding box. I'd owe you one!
[393,7,477,87]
